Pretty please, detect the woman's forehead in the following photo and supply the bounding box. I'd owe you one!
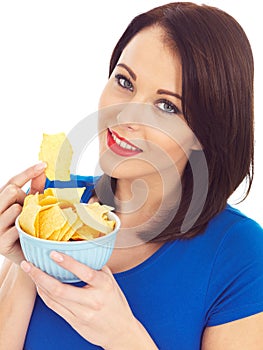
[117,26,182,93]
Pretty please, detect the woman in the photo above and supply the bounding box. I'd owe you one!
[1,2,263,349]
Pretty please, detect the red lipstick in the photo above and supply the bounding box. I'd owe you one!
[107,129,142,157]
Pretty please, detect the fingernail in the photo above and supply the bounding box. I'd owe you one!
[35,162,47,171]
[50,251,64,262]
[20,260,31,273]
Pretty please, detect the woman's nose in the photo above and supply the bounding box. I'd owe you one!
[116,102,153,130]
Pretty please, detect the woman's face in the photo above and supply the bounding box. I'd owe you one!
[98,26,200,181]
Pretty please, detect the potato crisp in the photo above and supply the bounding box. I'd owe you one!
[19,188,115,241]
[38,133,73,181]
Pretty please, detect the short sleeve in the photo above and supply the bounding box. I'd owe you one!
[205,218,263,326]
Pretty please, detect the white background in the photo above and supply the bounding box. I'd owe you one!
[0,0,262,266]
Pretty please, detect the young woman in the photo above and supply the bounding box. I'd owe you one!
[1,2,263,349]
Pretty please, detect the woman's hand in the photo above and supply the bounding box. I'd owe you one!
[0,163,46,264]
[21,253,158,349]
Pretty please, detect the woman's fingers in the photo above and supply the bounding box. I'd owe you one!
[0,186,25,215]
[0,226,25,263]
[29,172,46,195]
[36,286,76,320]
[0,162,47,223]
[0,162,47,193]
[21,252,114,292]
[20,261,103,311]
[0,203,22,231]
[0,164,46,263]
[26,264,83,303]
[49,252,112,288]
[0,163,47,214]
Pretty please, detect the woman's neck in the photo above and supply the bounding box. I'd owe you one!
[115,171,180,214]
[113,172,181,248]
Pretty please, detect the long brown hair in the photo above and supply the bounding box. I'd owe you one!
[95,2,254,241]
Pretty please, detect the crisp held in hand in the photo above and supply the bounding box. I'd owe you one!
[38,132,73,181]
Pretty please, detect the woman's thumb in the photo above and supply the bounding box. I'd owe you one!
[29,172,46,194]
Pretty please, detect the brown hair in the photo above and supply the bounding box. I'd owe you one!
[95,2,254,241]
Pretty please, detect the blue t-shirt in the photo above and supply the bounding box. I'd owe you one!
[24,176,263,350]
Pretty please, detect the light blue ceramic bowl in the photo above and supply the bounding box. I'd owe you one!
[16,212,120,283]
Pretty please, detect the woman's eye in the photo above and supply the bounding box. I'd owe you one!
[115,74,134,91]
[156,99,179,114]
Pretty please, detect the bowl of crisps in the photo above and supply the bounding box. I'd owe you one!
[16,188,120,283]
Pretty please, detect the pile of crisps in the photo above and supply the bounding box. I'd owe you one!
[19,188,116,241]
[19,132,116,241]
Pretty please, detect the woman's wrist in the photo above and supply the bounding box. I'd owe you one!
[0,263,37,349]
[105,317,158,350]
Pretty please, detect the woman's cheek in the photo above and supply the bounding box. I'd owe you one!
[98,83,111,110]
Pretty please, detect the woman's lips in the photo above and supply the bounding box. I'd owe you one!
[107,129,142,157]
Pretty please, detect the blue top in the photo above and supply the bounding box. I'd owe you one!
[24,176,263,350]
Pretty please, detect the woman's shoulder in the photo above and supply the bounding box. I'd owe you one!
[197,204,263,265]
[203,205,263,326]
[208,203,263,244]
[186,204,263,256]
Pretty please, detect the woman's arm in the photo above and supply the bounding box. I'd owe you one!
[202,312,263,349]
[0,258,12,286]
[0,259,36,350]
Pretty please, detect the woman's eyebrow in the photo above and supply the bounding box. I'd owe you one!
[116,63,182,100]
[116,63,137,81]
[157,89,182,100]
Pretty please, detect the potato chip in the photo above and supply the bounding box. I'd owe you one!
[19,187,115,242]
[19,203,42,236]
[23,193,39,207]
[39,206,68,239]
[44,187,85,204]
[39,196,58,206]
[58,200,75,209]
[74,202,115,234]
[65,217,84,240]
[47,228,63,241]
[75,225,104,240]
[58,208,78,241]
[61,225,78,242]
[70,232,84,241]
[38,133,73,181]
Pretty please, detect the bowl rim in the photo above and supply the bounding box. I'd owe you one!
[15,211,120,245]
